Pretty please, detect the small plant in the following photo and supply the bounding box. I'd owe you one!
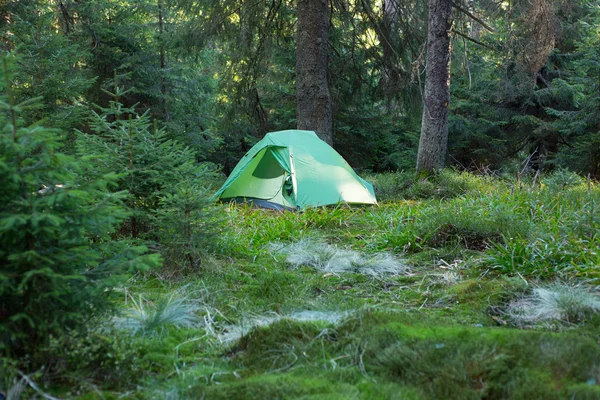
[44,327,147,388]
[155,181,224,268]
[417,195,530,250]
[544,168,584,191]
[507,283,600,324]
[350,253,408,276]
[274,238,339,270]
[219,310,348,343]
[76,75,219,243]
[115,287,203,336]
[368,171,415,201]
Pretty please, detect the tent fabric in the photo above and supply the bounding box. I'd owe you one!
[215,130,377,209]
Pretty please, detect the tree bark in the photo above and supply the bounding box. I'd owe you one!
[158,0,169,120]
[416,0,452,174]
[296,0,333,145]
[381,0,400,103]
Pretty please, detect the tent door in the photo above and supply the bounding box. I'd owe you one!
[220,146,295,208]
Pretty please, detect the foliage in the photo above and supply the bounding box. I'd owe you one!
[369,169,502,202]
[2,1,94,132]
[0,57,160,364]
[416,195,531,250]
[548,12,600,175]
[543,167,585,190]
[486,187,600,278]
[155,181,224,268]
[44,328,148,389]
[76,79,222,265]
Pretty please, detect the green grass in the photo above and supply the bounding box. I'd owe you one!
[26,170,600,399]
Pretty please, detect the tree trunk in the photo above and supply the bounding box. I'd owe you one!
[296,0,333,145]
[381,0,400,104]
[158,0,169,120]
[416,0,452,175]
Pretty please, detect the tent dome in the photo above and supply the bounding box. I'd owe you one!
[215,130,377,210]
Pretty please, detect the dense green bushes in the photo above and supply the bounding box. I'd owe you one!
[0,60,160,363]
[0,56,222,385]
[76,80,223,267]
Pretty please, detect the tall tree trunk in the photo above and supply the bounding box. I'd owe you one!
[381,0,400,105]
[296,0,333,145]
[416,0,452,175]
[158,0,169,119]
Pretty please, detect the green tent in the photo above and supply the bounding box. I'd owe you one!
[215,130,377,210]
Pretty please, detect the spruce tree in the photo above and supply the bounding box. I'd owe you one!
[77,77,222,266]
[0,57,161,362]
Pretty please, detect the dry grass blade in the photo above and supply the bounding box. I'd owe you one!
[115,285,203,336]
[508,283,600,324]
[271,238,408,278]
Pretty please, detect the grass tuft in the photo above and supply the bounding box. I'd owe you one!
[272,238,408,277]
[507,283,600,324]
[115,286,203,336]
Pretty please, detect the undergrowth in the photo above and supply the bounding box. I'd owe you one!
[16,170,600,399]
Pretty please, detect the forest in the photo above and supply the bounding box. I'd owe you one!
[1,0,600,398]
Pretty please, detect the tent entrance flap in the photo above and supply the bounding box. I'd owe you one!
[219,147,293,205]
[251,147,288,179]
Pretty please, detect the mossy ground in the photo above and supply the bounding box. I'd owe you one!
[68,172,600,399]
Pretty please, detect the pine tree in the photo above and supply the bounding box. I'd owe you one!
[77,76,222,266]
[0,57,161,362]
[1,0,94,131]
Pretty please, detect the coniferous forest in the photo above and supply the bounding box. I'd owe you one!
[2,0,600,398]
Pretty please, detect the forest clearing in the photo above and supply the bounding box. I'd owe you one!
[2,0,600,398]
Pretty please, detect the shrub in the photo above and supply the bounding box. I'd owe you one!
[155,181,224,268]
[0,58,160,363]
[76,77,223,264]
[415,195,530,250]
[486,237,600,279]
[543,168,585,191]
[368,171,415,201]
[369,169,505,202]
[44,328,147,388]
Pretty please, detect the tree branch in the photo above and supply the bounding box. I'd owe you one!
[451,29,496,51]
[451,1,495,32]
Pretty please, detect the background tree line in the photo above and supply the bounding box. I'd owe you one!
[1,0,597,176]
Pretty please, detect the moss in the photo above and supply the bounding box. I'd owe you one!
[191,373,358,400]
[448,277,527,306]
[230,319,327,370]
[189,372,427,400]
[330,310,600,399]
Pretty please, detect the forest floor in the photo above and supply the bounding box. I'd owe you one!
[71,171,600,399]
